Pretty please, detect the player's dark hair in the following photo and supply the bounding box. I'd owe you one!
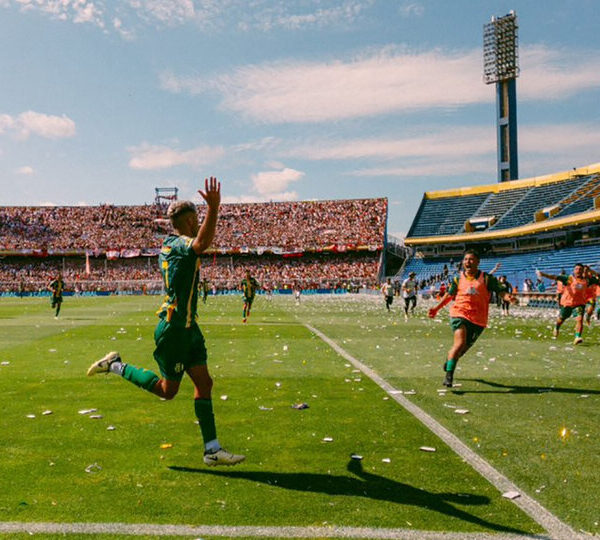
[463,249,480,260]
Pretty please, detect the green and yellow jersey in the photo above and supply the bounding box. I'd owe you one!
[241,277,260,299]
[156,234,200,328]
[49,279,64,298]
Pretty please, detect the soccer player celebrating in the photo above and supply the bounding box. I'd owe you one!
[428,250,515,388]
[241,270,260,323]
[48,273,65,318]
[87,177,245,467]
[538,263,600,344]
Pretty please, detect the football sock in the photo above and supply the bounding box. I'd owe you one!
[55,305,60,316]
[445,358,457,372]
[108,360,125,376]
[194,398,218,447]
[575,331,582,338]
[122,364,160,392]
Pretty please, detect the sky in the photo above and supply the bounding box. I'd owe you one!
[1,0,600,239]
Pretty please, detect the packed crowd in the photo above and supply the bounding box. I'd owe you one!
[0,198,387,252]
[0,252,380,293]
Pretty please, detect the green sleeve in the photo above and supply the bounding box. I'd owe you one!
[556,275,569,285]
[447,276,459,296]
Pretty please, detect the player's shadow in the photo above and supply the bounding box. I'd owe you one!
[169,459,532,536]
[453,378,600,395]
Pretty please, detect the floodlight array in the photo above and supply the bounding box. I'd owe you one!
[483,12,519,84]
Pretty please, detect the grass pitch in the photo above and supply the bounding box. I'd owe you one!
[0,294,598,538]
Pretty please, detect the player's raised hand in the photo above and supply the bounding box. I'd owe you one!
[428,307,437,319]
[198,176,221,209]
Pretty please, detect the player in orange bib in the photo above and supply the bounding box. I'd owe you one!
[537,263,600,345]
[428,250,515,388]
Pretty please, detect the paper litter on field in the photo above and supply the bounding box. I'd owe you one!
[454,409,470,415]
[419,446,436,452]
[350,454,363,460]
[502,491,520,500]
[78,409,98,415]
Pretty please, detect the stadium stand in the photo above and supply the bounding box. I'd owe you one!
[0,198,387,294]
[400,163,600,300]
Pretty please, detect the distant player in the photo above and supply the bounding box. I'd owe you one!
[293,283,302,305]
[401,272,418,319]
[538,264,600,344]
[87,177,245,467]
[381,278,393,311]
[201,278,210,304]
[498,275,513,316]
[428,250,515,387]
[48,273,65,318]
[241,270,260,323]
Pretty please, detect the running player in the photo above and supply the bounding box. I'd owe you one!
[241,270,260,323]
[537,263,600,345]
[498,275,513,316]
[428,250,515,387]
[584,267,598,327]
[201,278,210,304]
[87,177,245,467]
[401,272,418,319]
[381,278,393,311]
[48,273,65,318]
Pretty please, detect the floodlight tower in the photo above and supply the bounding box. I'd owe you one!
[483,11,520,182]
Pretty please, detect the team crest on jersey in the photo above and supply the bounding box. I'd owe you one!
[174,362,184,373]
[466,286,479,296]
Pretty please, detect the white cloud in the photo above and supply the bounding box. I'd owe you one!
[0,111,76,139]
[520,45,600,100]
[15,165,34,175]
[6,0,105,27]
[282,126,495,161]
[163,43,600,124]
[251,167,304,196]
[222,191,299,204]
[128,142,225,170]
[129,0,195,25]
[399,2,424,18]
[17,111,76,139]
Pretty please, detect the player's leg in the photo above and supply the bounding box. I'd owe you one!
[186,326,245,466]
[554,307,569,337]
[404,297,409,317]
[410,295,416,314]
[585,301,594,326]
[574,307,585,344]
[55,299,61,317]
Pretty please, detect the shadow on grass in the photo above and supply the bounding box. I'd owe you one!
[454,379,600,395]
[169,459,532,536]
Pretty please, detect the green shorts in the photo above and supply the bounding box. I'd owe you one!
[153,319,207,382]
[244,295,255,305]
[559,305,585,320]
[51,296,62,306]
[450,317,485,349]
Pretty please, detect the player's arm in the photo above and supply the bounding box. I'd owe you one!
[489,262,501,275]
[191,177,221,255]
[536,269,559,281]
[428,292,453,318]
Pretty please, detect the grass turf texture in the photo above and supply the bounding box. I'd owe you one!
[0,294,590,537]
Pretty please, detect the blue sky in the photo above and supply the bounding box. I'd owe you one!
[1,0,600,238]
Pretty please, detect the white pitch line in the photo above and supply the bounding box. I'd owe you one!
[303,323,579,540]
[0,521,554,539]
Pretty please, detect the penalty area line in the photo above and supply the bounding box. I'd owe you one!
[303,323,578,540]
